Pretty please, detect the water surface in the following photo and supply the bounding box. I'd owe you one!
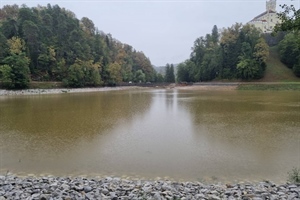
[0,89,299,183]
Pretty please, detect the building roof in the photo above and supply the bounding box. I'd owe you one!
[250,10,276,22]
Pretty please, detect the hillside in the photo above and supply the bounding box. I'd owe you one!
[259,46,300,82]
[0,4,156,89]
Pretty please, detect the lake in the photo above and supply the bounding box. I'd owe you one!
[0,88,299,183]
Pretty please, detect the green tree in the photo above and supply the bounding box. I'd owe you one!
[22,20,40,69]
[278,32,300,77]
[274,4,300,32]
[177,62,189,82]
[155,73,164,83]
[237,58,260,80]
[3,36,30,89]
[65,59,102,87]
[211,25,219,45]
[0,64,12,88]
[278,33,299,68]
[65,62,85,87]
[0,4,19,21]
[3,53,30,89]
[274,3,300,77]
[107,62,122,85]
[165,64,175,83]
[80,17,95,36]
[134,69,146,83]
[0,32,8,62]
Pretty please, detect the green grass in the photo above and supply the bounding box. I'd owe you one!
[238,45,300,90]
[238,83,300,90]
[258,46,300,82]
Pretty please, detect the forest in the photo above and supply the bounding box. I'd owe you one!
[0,4,299,89]
[177,24,270,82]
[0,4,157,89]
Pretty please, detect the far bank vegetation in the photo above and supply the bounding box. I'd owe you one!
[0,4,157,89]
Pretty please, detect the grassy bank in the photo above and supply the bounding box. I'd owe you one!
[238,82,300,90]
[259,46,300,82]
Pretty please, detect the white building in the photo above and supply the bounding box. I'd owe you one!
[249,0,280,33]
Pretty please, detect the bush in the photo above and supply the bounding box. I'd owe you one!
[288,168,300,184]
[3,54,31,89]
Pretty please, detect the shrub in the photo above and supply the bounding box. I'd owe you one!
[288,168,300,184]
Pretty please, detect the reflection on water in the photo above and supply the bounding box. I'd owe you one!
[0,89,299,183]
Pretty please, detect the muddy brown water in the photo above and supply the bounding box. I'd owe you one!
[0,89,299,183]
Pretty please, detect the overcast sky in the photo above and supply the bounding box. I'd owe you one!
[1,0,299,66]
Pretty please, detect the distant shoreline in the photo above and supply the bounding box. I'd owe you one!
[1,82,300,96]
[0,86,140,96]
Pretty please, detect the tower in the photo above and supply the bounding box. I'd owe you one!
[266,0,276,12]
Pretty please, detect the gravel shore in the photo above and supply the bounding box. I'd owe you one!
[0,174,299,200]
[0,87,138,96]
[0,84,240,96]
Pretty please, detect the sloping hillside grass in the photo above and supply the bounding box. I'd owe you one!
[258,46,300,82]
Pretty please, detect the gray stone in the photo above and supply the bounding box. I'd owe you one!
[31,193,40,198]
[278,191,286,196]
[289,185,297,189]
[153,192,162,200]
[142,186,152,193]
[209,194,221,200]
[109,192,117,198]
[60,183,70,191]
[74,186,84,191]
[84,186,93,193]
[101,188,109,195]
[39,195,49,200]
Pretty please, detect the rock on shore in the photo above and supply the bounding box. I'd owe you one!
[0,174,299,200]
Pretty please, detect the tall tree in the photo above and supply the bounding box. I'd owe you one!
[211,25,219,45]
[3,37,30,89]
[165,63,175,83]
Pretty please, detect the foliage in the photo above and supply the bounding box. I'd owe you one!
[177,60,197,82]
[278,32,300,77]
[0,64,12,88]
[65,59,102,87]
[274,4,300,32]
[7,36,26,55]
[155,73,164,83]
[274,3,300,77]
[165,64,175,83]
[3,53,30,89]
[288,168,300,184]
[107,62,122,85]
[237,58,261,80]
[1,35,31,89]
[0,4,157,88]
[179,24,268,82]
[134,69,146,83]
